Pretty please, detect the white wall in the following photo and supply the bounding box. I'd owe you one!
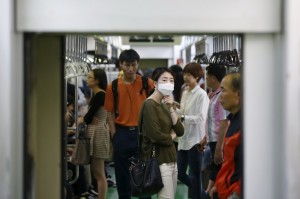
[87,36,95,51]
[284,1,300,198]
[16,0,280,33]
[131,45,173,59]
[0,0,23,199]
[131,45,175,66]
[173,45,182,66]
[244,34,284,199]
[205,36,214,58]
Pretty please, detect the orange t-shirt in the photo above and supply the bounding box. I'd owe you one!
[104,75,154,126]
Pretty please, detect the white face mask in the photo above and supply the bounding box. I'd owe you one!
[157,82,174,96]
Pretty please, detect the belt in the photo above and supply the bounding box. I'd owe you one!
[116,125,138,131]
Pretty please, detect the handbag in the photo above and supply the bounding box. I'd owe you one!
[71,123,90,165]
[129,146,164,197]
[128,103,164,197]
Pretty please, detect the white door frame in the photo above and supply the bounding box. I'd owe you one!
[1,0,300,198]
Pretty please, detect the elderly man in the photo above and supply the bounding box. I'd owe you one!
[210,72,242,199]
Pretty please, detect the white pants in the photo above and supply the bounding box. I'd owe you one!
[157,162,178,199]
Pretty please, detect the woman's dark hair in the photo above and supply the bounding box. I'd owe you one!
[151,67,175,82]
[170,65,184,102]
[206,64,226,83]
[183,62,204,83]
[67,94,74,106]
[93,68,108,90]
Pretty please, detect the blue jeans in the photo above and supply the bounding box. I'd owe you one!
[177,144,204,199]
[112,126,151,199]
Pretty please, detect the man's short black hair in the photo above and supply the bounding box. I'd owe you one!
[119,49,140,63]
[206,64,227,83]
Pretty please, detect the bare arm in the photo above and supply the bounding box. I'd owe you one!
[214,119,229,165]
[107,112,116,138]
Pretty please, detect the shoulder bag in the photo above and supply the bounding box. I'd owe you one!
[71,123,90,165]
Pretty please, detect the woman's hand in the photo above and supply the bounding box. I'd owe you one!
[163,96,174,109]
[197,136,207,152]
[170,129,177,140]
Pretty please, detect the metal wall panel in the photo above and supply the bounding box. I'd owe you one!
[16,0,280,33]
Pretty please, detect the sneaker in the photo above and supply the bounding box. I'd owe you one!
[79,192,90,199]
[87,195,96,199]
[88,188,98,197]
[107,179,114,187]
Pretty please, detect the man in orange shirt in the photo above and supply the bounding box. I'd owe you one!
[104,49,154,199]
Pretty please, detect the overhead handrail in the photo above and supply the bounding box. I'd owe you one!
[64,35,89,186]
[208,49,241,68]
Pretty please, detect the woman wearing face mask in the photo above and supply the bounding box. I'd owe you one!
[139,67,184,199]
[177,63,210,199]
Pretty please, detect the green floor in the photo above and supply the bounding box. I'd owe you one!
[107,182,189,199]
[105,162,210,199]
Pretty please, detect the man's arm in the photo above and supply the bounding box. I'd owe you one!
[107,112,116,138]
[214,119,229,165]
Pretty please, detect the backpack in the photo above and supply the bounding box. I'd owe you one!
[112,76,150,117]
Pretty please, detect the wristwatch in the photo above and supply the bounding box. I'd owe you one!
[181,115,185,122]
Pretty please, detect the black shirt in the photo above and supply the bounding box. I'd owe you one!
[84,91,105,124]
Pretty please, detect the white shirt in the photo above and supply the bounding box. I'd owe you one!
[177,86,209,150]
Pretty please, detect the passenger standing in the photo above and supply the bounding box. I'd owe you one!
[169,64,185,151]
[104,49,154,199]
[198,64,229,195]
[169,65,184,103]
[209,73,242,199]
[140,67,184,199]
[177,63,209,199]
[79,68,110,199]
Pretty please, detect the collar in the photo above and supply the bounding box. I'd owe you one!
[227,111,241,121]
[209,87,222,99]
[189,85,200,93]
[213,87,222,95]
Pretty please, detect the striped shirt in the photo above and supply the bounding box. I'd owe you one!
[207,87,228,142]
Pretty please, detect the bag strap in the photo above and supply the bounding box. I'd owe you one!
[112,78,119,117]
[138,102,156,158]
[140,76,149,97]
[113,76,149,118]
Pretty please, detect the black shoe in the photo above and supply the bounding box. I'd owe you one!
[107,180,115,187]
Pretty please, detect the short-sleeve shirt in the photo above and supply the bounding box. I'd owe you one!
[84,91,105,124]
[207,87,228,142]
[104,75,154,126]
